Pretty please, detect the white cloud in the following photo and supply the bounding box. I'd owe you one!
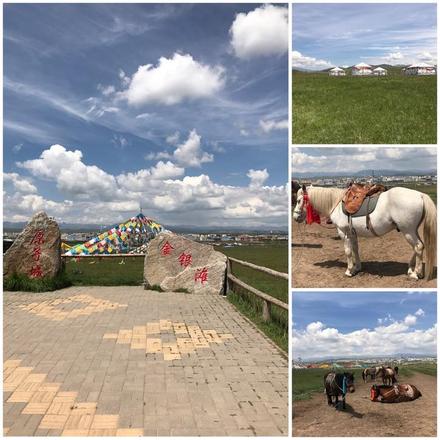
[173,129,213,168]
[4,172,37,194]
[240,129,249,137]
[230,5,288,59]
[124,53,225,106]
[111,135,128,149]
[97,84,115,96]
[118,69,130,87]
[8,144,287,228]
[294,318,437,360]
[166,131,180,145]
[259,119,288,133]
[150,160,184,180]
[415,308,425,317]
[404,314,417,326]
[383,51,403,62]
[12,143,23,153]
[292,50,332,70]
[17,144,118,199]
[247,168,269,188]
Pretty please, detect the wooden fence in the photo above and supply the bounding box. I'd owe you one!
[226,257,288,322]
[61,254,289,323]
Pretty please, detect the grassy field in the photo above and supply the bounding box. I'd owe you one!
[65,257,144,285]
[219,241,288,352]
[293,362,437,401]
[292,72,437,144]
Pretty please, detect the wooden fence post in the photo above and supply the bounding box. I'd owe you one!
[262,300,271,322]
[225,258,232,295]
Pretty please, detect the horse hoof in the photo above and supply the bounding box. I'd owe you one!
[345,270,353,277]
[408,271,420,280]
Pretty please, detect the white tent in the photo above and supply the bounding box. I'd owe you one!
[352,62,372,76]
[404,62,436,76]
[329,67,346,76]
[373,66,387,76]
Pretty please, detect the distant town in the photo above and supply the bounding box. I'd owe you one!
[293,355,437,369]
[293,173,436,188]
[3,230,288,253]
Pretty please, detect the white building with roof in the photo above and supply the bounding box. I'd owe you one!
[352,62,373,76]
[373,67,387,76]
[404,63,436,76]
[329,67,346,76]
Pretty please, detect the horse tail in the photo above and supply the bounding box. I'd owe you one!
[422,193,437,280]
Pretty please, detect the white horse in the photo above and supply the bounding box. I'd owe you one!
[293,185,436,280]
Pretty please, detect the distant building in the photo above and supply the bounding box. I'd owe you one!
[352,62,373,76]
[373,67,387,76]
[404,63,436,76]
[329,67,346,76]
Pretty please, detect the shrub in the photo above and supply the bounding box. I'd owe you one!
[3,271,72,292]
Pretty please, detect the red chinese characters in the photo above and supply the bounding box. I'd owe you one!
[194,267,208,284]
[178,252,192,268]
[161,240,174,256]
[29,229,45,278]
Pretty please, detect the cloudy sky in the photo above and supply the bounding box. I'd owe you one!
[292,147,437,175]
[293,292,437,360]
[4,3,288,227]
[292,3,437,70]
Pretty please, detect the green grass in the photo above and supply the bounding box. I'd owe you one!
[293,362,437,401]
[3,271,72,292]
[219,242,288,352]
[228,290,288,353]
[292,72,437,144]
[65,257,144,286]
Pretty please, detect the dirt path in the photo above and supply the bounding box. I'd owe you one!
[293,373,436,437]
[292,222,437,288]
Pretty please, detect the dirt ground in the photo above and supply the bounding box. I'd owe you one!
[292,222,437,288]
[293,373,437,437]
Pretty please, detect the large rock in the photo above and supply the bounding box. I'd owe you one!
[144,232,227,295]
[4,211,62,279]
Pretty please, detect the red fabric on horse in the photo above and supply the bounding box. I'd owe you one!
[304,194,321,225]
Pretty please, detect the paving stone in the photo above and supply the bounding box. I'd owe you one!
[4,286,288,436]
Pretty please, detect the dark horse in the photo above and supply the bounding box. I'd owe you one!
[324,371,355,410]
[292,181,301,206]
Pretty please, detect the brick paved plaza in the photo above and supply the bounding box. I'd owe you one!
[3,286,288,436]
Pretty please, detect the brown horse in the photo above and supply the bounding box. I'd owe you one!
[378,366,397,385]
[362,367,380,382]
[370,384,421,403]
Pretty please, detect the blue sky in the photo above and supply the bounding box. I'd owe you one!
[4,3,288,227]
[292,3,437,70]
[293,291,437,359]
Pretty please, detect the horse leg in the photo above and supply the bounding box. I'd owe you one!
[351,232,362,274]
[402,229,424,279]
[343,233,356,276]
[334,395,339,409]
[326,392,332,406]
[342,396,346,410]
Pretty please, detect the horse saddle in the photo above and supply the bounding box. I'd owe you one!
[342,183,387,216]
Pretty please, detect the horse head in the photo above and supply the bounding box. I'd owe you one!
[344,372,355,393]
[293,184,307,223]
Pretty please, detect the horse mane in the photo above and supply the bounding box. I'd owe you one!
[307,186,346,216]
